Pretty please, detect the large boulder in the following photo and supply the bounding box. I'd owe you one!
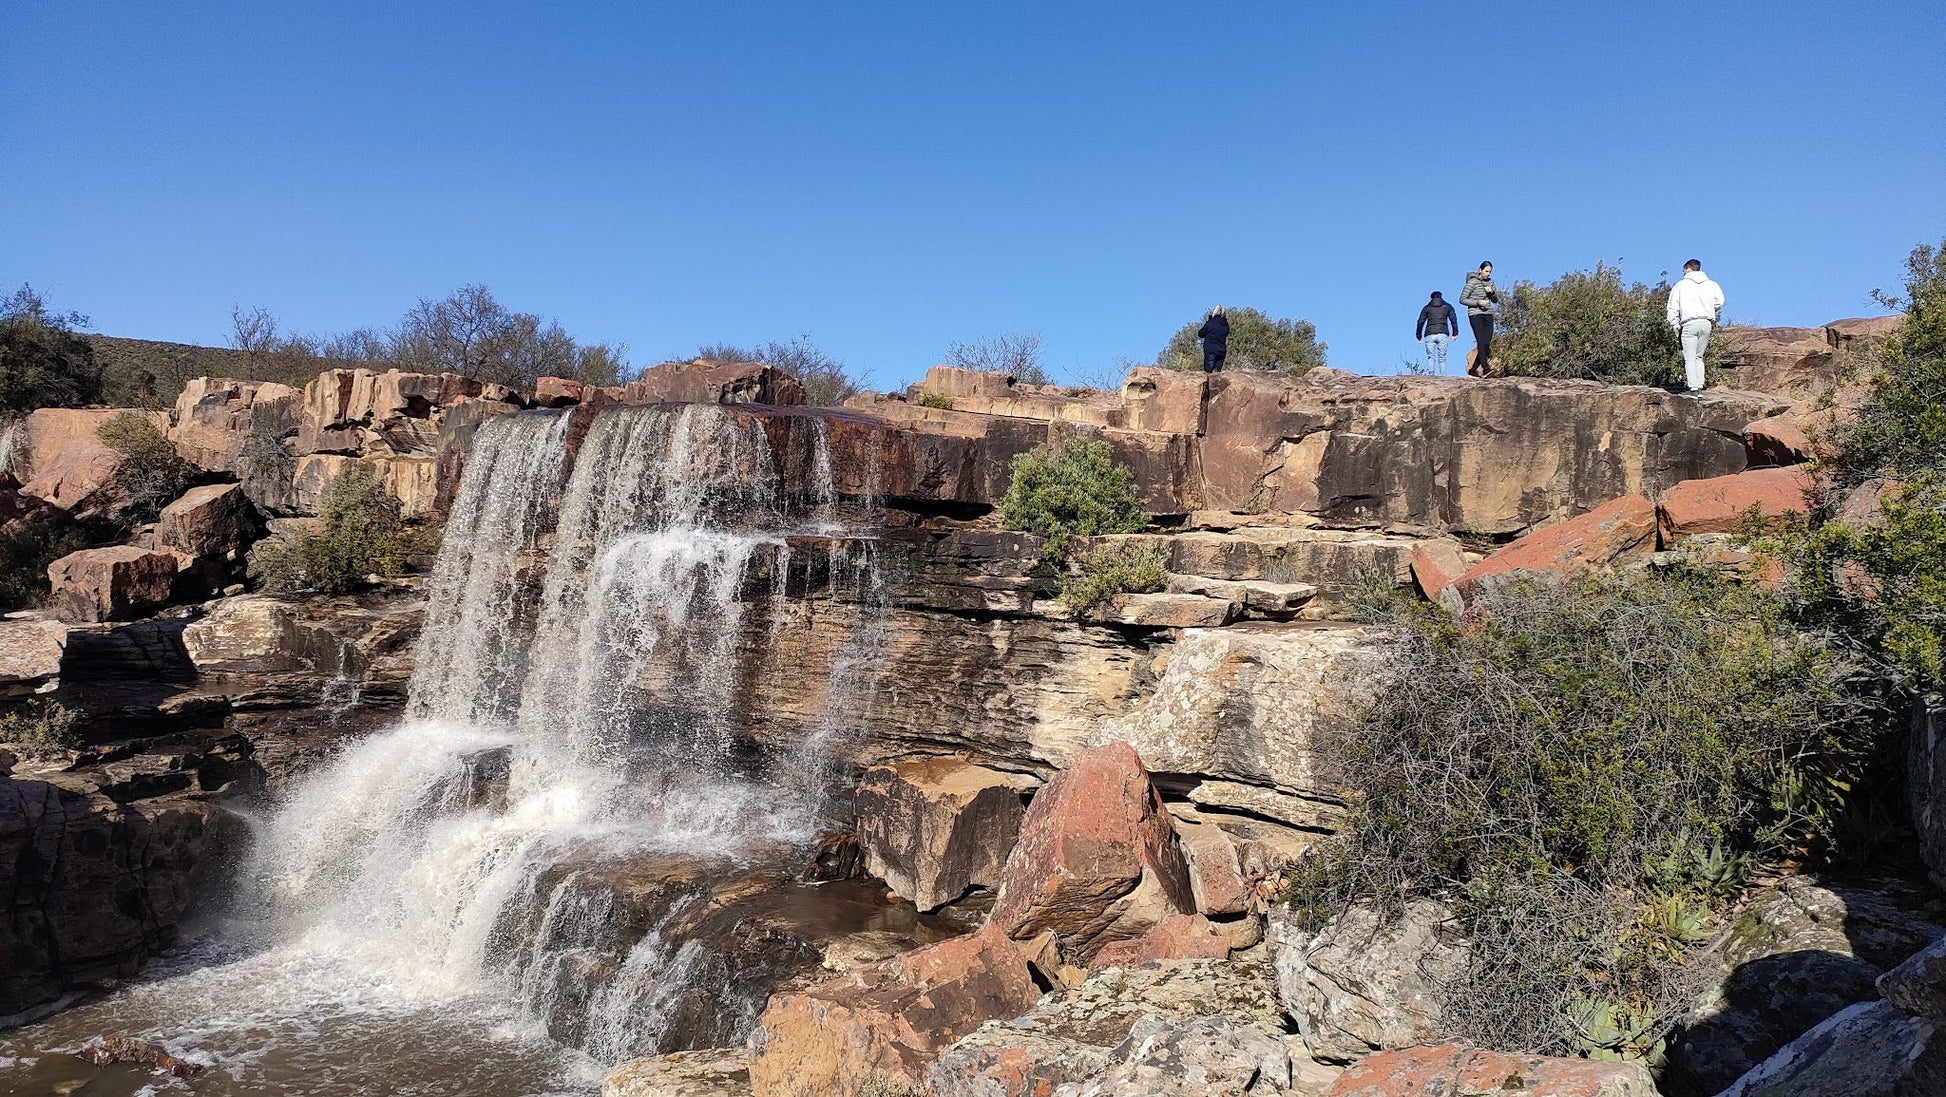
[989,742,1196,963]
[1327,1043,1656,1097]
[1657,467,1815,541]
[0,616,68,699]
[1447,493,1657,605]
[20,438,122,511]
[1271,899,1468,1062]
[1665,876,1945,1097]
[1713,327,1840,401]
[46,546,178,623]
[155,483,254,560]
[747,926,1042,1097]
[853,758,1029,912]
[1715,999,1946,1097]
[1057,1014,1298,1096]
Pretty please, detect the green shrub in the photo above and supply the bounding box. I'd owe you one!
[916,391,954,410]
[96,412,194,522]
[252,470,404,594]
[1495,261,1722,387]
[1301,568,1883,1056]
[1059,539,1167,615]
[1824,238,1946,485]
[997,436,1147,562]
[0,700,80,759]
[0,286,100,415]
[1770,239,1946,691]
[1158,307,1327,374]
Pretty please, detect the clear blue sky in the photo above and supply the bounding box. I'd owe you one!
[4,2,1943,388]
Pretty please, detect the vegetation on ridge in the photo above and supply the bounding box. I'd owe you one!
[1158,306,1327,374]
[1059,539,1167,615]
[96,412,195,524]
[1494,261,1723,387]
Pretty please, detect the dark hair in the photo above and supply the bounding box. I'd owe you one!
[1683,259,1702,271]
[1430,291,1444,301]
[1479,261,1493,271]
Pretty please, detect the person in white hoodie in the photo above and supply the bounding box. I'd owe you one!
[1666,259,1725,391]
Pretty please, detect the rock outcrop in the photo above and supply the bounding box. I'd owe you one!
[155,482,254,560]
[1446,492,1657,605]
[854,758,1029,912]
[989,742,1196,963]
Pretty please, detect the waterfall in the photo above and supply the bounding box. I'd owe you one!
[235,402,884,1065]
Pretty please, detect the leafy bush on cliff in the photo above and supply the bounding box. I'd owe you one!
[1158,307,1327,374]
[1302,568,1882,1057]
[96,412,194,523]
[1494,262,1720,387]
[998,436,1147,562]
[0,285,100,415]
[1059,539,1167,615]
[1823,238,1946,485]
[251,470,404,594]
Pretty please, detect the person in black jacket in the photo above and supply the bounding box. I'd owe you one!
[1197,307,1230,373]
[1415,291,1459,375]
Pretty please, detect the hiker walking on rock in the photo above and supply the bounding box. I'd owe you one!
[1666,259,1725,392]
[1198,307,1230,373]
[1415,291,1459,375]
[1459,261,1498,373]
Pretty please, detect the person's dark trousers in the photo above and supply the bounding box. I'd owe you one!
[1469,314,1494,365]
[1202,345,1226,373]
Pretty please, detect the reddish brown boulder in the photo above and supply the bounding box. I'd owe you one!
[1658,467,1816,542]
[20,440,121,511]
[854,758,1028,912]
[1328,1043,1656,1096]
[989,742,1195,962]
[1448,493,1656,604]
[1086,912,1231,971]
[533,376,587,407]
[155,483,253,559]
[1745,414,1814,466]
[47,546,178,622]
[1175,819,1249,916]
[17,409,168,478]
[1825,315,1904,353]
[1714,326,1839,400]
[1409,540,1469,599]
[747,926,1041,1097]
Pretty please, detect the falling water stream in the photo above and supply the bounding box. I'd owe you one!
[0,406,907,1096]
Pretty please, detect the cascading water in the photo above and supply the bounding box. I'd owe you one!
[0,404,898,1096]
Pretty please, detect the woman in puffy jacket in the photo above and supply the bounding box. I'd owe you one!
[1459,261,1498,372]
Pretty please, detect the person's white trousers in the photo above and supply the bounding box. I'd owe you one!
[1680,318,1713,391]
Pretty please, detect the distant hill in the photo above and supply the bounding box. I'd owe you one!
[85,334,386,408]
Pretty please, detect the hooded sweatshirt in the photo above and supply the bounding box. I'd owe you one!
[1459,271,1497,317]
[1666,269,1725,327]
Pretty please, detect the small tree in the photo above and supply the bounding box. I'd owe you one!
[943,333,1051,387]
[97,412,193,522]
[391,284,578,389]
[997,436,1147,561]
[0,285,100,415]
[1158,308,1327,374]
[1494,262,1720,386]
[694,336,865,405]
[252,469,405,594]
